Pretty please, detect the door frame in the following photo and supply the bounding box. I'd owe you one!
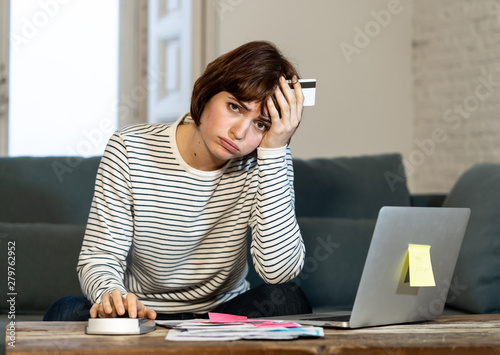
[147,0,218,123]
[118,0,149,128]
[0,0,10,156]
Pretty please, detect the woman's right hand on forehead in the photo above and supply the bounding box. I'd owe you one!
[259,75,304,149]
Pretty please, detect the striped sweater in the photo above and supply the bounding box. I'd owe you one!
[77,114,305,314]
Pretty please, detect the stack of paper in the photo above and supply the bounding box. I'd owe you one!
[156,312,324,341]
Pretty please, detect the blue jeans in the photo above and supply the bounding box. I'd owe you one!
[43,282,311,321]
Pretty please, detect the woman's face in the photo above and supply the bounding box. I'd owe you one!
[197,91,271,166]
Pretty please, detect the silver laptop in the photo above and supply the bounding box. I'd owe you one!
[267,206,470,328]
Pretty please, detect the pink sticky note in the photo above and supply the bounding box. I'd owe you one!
[208,312,248,322]
[253,321,300,328]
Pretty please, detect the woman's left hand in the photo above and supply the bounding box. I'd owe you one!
[260,75,304,149]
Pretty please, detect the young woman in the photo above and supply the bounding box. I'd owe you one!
[44,41,311,321]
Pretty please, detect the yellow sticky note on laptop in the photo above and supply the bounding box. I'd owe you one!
[408,244,436,287]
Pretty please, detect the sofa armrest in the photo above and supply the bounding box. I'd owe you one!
[410,194,447,207]
[0,222,85,315]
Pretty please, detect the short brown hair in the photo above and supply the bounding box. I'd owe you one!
[190,41,300,125]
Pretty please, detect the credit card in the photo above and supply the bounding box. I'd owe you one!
[288,79,316,106]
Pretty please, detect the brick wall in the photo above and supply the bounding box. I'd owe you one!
[410,0,500,193]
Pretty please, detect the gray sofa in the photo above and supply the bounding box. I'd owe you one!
[1,153,499,337]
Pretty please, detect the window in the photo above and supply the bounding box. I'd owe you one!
[8,0,119,156]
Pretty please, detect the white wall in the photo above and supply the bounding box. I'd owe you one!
[212,0,414,161]
[410,0,500,193]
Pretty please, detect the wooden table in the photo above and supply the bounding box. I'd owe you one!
[5,314,500,354]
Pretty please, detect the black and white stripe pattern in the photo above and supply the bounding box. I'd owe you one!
[77,115,305,314]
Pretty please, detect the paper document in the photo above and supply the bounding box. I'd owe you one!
[156,312,324,341]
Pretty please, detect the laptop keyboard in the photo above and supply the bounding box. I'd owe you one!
[302,315,351,322]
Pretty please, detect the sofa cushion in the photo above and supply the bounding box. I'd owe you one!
[292,217,376,310]
[293,153,411,219]
[246,217,376,310]
[442,163,500,313]
[0,156,101,224]
[0,223,86,314]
